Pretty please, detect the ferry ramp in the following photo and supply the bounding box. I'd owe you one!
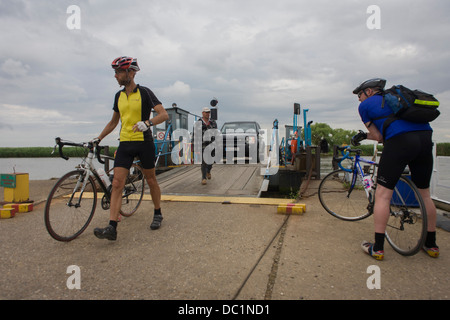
[156,164,264,197]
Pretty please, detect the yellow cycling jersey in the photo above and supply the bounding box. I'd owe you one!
[113,85,161,141]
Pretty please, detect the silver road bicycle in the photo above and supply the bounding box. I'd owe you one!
[44,138,145,241]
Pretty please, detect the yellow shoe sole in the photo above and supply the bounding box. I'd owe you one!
[423,247,439,258]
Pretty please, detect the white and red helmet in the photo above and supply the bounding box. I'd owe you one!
[111,56,140,71]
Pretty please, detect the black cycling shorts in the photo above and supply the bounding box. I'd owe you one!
[377,130,433,190]
[114,141,155,170]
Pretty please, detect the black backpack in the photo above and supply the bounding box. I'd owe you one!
[375,85,440,138]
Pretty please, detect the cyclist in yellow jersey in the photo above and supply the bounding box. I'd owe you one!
[93,56,169,240]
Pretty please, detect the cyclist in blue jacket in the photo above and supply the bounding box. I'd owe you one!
[352,78,439,260]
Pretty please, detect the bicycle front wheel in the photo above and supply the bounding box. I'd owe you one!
[119,164,145,217]
[44,170,97,241]
[318,169,372,221]
[385,176,427,256]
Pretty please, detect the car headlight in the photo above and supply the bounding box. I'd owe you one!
[245,136,256,144]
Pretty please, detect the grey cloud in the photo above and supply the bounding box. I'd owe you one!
[1,0,450,147]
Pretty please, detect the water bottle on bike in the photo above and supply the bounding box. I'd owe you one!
[362,175,373,190]
[97,168,111,187]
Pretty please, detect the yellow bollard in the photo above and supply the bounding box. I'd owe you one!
[18,203,33,212]
[1,173,29,203]
[0,207,16,219]
[3,203,19,213]
[277,203,306,215]
[4,203,33,213]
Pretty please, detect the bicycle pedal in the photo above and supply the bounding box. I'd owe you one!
[101,195,110,210]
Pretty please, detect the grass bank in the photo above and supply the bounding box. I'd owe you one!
[0,146,118,158]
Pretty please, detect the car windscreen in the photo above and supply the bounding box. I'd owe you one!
[221,122,257,134]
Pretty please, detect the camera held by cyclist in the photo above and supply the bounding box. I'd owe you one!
[351,130,368,146]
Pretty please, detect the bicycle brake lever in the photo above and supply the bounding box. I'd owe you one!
[96,146,106,164]
[55,138,69,160]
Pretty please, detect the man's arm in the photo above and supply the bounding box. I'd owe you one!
[97,111,120,141]
[133,104,169,133]
[150,104,169,125]
[365,121,383,142]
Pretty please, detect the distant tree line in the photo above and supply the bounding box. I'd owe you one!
[1,126,449,157]
[310,123,358,147]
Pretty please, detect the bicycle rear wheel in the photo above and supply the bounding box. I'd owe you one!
[119,164,145,217]
[385,176,427,256]
[44,170,97,241]
[318,169,372,221]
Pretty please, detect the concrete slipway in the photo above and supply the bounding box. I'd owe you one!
[0,164,449,307]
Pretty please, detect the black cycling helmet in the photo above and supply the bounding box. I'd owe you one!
[353,78,386,94]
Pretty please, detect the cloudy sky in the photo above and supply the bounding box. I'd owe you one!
[1,0,449,148]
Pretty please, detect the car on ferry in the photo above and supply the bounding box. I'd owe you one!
[220,121,265,163]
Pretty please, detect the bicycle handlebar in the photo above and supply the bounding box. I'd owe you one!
[336,145,362,154]
[333,145,362,169]
[54,137,106,164]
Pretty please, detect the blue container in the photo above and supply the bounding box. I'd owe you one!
[391,175,419,207]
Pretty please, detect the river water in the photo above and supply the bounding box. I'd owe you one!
[0,157,85,180]
[1,156,449,202]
